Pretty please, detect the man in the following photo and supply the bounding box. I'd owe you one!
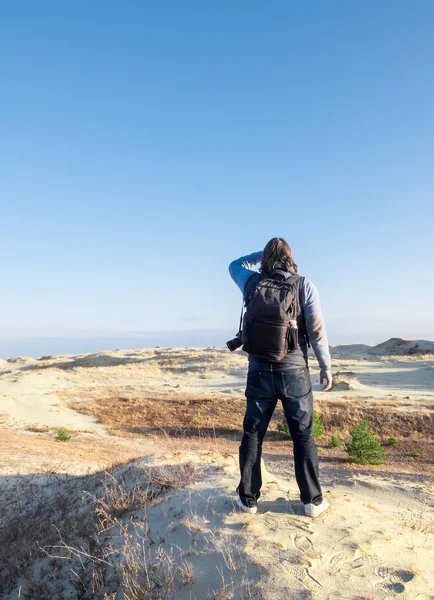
[229,238,332,518]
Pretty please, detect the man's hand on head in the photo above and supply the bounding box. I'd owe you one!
[320,369,333,392]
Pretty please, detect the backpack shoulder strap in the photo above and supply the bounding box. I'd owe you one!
[243,271,262,306]
[237,271,261,335]
[284,274,305,316]
[296,276,311,347]
[297,276,306,312]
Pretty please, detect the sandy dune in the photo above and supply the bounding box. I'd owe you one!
[1,339,433,434]
[1,339,434,598]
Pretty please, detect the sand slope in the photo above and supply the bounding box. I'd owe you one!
[2,449,433,599]
[1,343,434,598]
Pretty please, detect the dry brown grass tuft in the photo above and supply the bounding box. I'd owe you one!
[96,463,199,528]
[117,519,177,600]
[179,561,195,586]
[181,514,210,534]
[364,503,381,513]
[26,425,52,433]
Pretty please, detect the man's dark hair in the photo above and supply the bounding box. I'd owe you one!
[261,237,298,274]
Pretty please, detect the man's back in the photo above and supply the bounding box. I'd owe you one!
[229,249,332,374]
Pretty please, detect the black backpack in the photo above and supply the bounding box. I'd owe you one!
[241,271,303,361]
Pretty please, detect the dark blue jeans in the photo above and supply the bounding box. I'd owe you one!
[237,362,323,507]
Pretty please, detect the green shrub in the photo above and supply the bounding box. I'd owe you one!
[312,412,325,439]
[410,449,420,458]
[328,435,342,448]
[56,427,71,442]
[277,420,292,440]
[387,437,398,447]
[346,420,384,465]
[277,412,324,440]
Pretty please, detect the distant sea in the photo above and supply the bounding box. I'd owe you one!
[2,326,432,358]
[0,330,234,358]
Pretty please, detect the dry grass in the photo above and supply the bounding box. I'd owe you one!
[96,463,197,526]
[402,508,434,535]
[58,385,434,477]
[0,476,98,598]
[316,399,434,439]
[64,383,434,445]
[364,503,381,513]
[181,515,210,534]
[379,353,434,361]
[179,561,195,586]
[26,425,51,433]
[206,563,263,600]
[0,461,200,599]
[116,520,177,600]
[62,389,434,474]
[65,391,248,438]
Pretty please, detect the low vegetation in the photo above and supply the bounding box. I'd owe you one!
[277,411,325,440]
[328,435,342,448]
[346,420,385,465]
[55,427,71,442]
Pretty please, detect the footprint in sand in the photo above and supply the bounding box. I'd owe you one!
[293,535,313,553]
[329,550,354,569]
[376,565,390,579]
[376,565,415,582]
[280,515,311,532]
[321,513,346,527]
[374,568,415,595]
[283,562,308,581]
[282,562,323,592]
[376,581,406,594]
[350,554,381,569]
[263,516,280,529]
[390,569,415,584]
[333,553,381,573]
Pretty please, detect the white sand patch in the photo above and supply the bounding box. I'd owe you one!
[0,367,105,432]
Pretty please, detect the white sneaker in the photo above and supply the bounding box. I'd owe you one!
[304,498,329,518]
[235,497,258,514]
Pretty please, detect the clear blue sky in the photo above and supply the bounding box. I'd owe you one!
[1,1,434,355]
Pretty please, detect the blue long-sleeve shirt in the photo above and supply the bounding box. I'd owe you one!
[229,251,331,371]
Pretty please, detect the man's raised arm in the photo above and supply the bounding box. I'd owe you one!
[229,251,263,294]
